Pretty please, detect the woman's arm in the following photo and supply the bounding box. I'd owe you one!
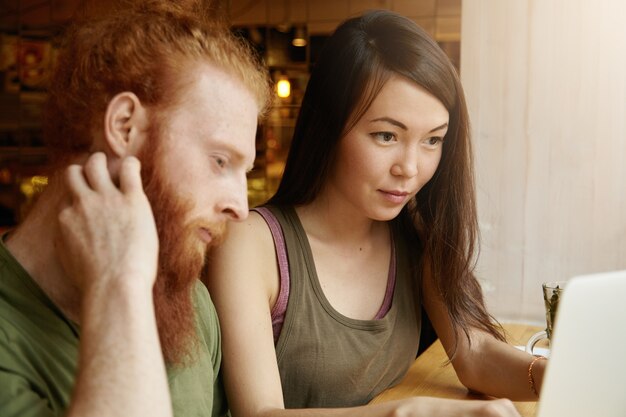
[207,212,286,416]
[421,259,546,401]
[207,213,521,417]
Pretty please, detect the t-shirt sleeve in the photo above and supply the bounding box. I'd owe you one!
[192,281,230,417]
[192,281,221,374]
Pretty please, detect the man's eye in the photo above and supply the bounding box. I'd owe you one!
[214,156,226,168]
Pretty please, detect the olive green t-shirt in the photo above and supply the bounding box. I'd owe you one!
[0,235,228,417]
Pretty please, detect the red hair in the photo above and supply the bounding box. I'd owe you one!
[45,0,270,166]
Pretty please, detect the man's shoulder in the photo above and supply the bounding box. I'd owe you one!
[168,282,224,417]
[192,280,215,317]
[0,258,33,344]
[0,295,77,417]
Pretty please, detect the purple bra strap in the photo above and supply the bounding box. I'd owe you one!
[253,207,396,341]
[252,207,290,343]
[374,239,395,320]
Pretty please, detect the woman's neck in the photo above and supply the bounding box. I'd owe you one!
[295,190,386,247]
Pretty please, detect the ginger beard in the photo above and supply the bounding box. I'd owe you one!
[137,126,225,366]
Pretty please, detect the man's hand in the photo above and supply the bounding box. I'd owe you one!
[55,152,172,417]
[56,152,158,294]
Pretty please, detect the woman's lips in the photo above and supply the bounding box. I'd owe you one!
[378,190,410,204]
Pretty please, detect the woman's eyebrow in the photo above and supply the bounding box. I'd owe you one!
[369,117,407,130]
[370,118,449,134]
[429,122,448,133]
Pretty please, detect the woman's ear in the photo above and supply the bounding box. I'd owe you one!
[103,92,149,158]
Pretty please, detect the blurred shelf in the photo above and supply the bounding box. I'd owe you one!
[0,146,47,157]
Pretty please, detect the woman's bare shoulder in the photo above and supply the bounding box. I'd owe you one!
[219,210,273,252]
[209,210,279,296]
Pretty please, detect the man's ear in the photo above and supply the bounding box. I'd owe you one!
[104,92,149,158]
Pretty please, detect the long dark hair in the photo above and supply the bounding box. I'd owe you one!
[269,10,503,345]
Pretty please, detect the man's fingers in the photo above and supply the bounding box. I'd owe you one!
[118,156,144,195]
[83,152,116,192]
[64,164,91,197]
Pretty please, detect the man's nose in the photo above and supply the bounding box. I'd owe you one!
[218,178,249,222]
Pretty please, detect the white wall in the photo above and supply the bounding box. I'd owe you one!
[462,0,626,323]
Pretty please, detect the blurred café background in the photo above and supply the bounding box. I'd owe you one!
[0,0,462,226]
[1,0,625,324]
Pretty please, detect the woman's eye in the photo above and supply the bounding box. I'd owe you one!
[372,132,396,143]
[426,136,444,146]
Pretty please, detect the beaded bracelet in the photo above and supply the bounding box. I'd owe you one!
[528,355,547,396]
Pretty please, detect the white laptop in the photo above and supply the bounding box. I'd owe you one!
[536,269,626,417]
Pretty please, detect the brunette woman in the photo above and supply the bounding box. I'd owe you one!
[208,10,542,417]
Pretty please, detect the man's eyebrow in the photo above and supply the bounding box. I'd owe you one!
[211,138,253,170]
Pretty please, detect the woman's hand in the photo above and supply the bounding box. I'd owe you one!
[393,397,521,417]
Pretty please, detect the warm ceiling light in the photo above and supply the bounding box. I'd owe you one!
[292,26,307,47]
[277,78,291,98]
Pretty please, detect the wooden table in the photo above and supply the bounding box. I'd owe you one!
[370,323,542,417]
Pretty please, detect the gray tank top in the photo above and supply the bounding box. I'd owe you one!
[262,205,422,408]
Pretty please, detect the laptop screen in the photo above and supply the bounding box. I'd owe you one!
[537,270,626,417]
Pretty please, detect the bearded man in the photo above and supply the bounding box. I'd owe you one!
[0,2,269,417]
